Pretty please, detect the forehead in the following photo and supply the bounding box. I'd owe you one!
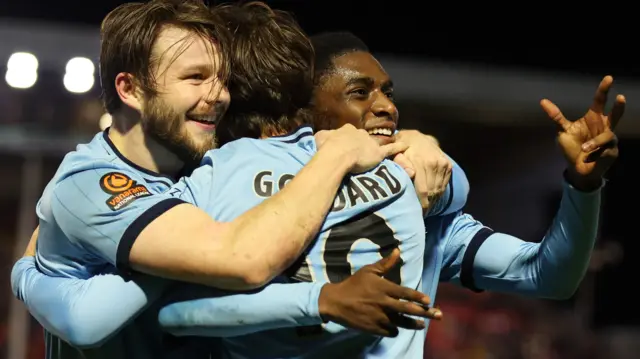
[329,51,390,85]
[152,26,220,73]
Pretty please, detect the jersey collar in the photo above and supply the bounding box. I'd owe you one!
[267,125,314,144]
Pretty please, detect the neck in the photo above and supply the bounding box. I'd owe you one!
[108,112,184,177]
[259,117,306,138]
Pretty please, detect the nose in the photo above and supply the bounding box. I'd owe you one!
[204,79,231,107]
[371,92,398,122]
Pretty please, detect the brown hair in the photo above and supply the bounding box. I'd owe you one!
[99,0,231,114]
[212,2,314,145]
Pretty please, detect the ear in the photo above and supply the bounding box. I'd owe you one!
[115,72,143,112]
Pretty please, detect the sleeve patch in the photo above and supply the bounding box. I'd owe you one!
[100,172,152,211]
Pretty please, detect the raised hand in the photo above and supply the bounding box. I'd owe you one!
[540,75,625,191]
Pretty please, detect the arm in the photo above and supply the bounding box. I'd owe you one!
[53,128,402,291]
[159,249,438,338]
[394,130,467,215]
[11,256,167,348]
[441,75,622,298]
[425,154,469,217]
[158,280,325,337]
[440,178,601,299]
[130,146,354,290]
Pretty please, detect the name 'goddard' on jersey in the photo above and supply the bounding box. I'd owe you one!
[252,149,412,285]
[172,125,430,358]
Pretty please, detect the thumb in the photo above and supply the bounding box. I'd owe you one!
[371,248,401,275]
[393,153,416,178]
[380,141,409,159]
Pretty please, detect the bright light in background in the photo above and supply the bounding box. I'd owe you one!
[5,52,38,89]
[99,113,113,130]
[63,57,95,94]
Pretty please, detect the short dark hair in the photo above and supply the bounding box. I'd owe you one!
[100,0,231,114]
[213,2,314,145]
[310,31,369,85]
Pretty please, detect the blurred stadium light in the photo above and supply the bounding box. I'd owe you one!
[2,19,640,134]
[5,52,38,89]
[63,57,94,94]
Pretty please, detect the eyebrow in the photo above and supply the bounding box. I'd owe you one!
[381,80,394,91]
[345,76,374,88]
[345,76,394,91]
[180,63,215,74]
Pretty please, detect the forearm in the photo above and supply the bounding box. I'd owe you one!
[11,257,167,348]
[220,147,354,287]
[427,155,469,217]
[129,147,353,291]
[472,180,601,298]
[158,281,324,337]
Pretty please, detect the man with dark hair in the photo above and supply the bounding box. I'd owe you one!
[310,32,458,210]
[301,31,623,358]
[11,2,464,359]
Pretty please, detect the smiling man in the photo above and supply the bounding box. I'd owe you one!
[11,2,467,359]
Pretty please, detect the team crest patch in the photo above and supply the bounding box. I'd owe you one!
[100,172,152,211]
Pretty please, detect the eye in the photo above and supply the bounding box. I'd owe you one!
[349,88,368,97]
[185,73,205,81]
[385,90,394,100]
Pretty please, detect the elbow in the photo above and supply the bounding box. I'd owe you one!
[10,258,35,300]
[62,309,121,348]
[538,275,583,300]
[209,232,278,290]
[66,332,106,350]
[204,259,274,291]
[544,284,579,301]
[59,323,108,349]
[229,265,273,290]
[10,264,25,300]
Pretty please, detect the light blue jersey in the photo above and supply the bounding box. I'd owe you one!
[363,178,603,359]
[166,126,430,357]
[22,130,209,359]
[13,126,468,358]
[157,129,603,359]
[14,125,602,358]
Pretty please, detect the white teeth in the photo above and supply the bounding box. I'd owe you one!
[367,128,393,136]
[191,116,216,124]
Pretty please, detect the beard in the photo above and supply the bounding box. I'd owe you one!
[140,95,217,168]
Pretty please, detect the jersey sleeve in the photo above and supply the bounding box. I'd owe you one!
[425,154,469,217]
[11,256,168,348]
[440,179,601,298]
[158,280,325,337]
[167,155,217,208]
[46,168,186,271]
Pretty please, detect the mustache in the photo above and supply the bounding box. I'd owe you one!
[188,103,228,122]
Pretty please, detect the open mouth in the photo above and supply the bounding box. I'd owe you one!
[367,127,393,137]
[187,115,217,126]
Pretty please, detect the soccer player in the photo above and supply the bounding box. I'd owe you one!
[152,32,624,359]
[11,2,461,358]
[300,32,623,358]
[14,3,464,353]
[16,8,622,359]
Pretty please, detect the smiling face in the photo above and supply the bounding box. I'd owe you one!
[140,25,230,161]
[311,50,398,145]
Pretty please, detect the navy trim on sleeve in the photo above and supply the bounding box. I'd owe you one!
[116,198,186,272]
[460,227,494,292]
